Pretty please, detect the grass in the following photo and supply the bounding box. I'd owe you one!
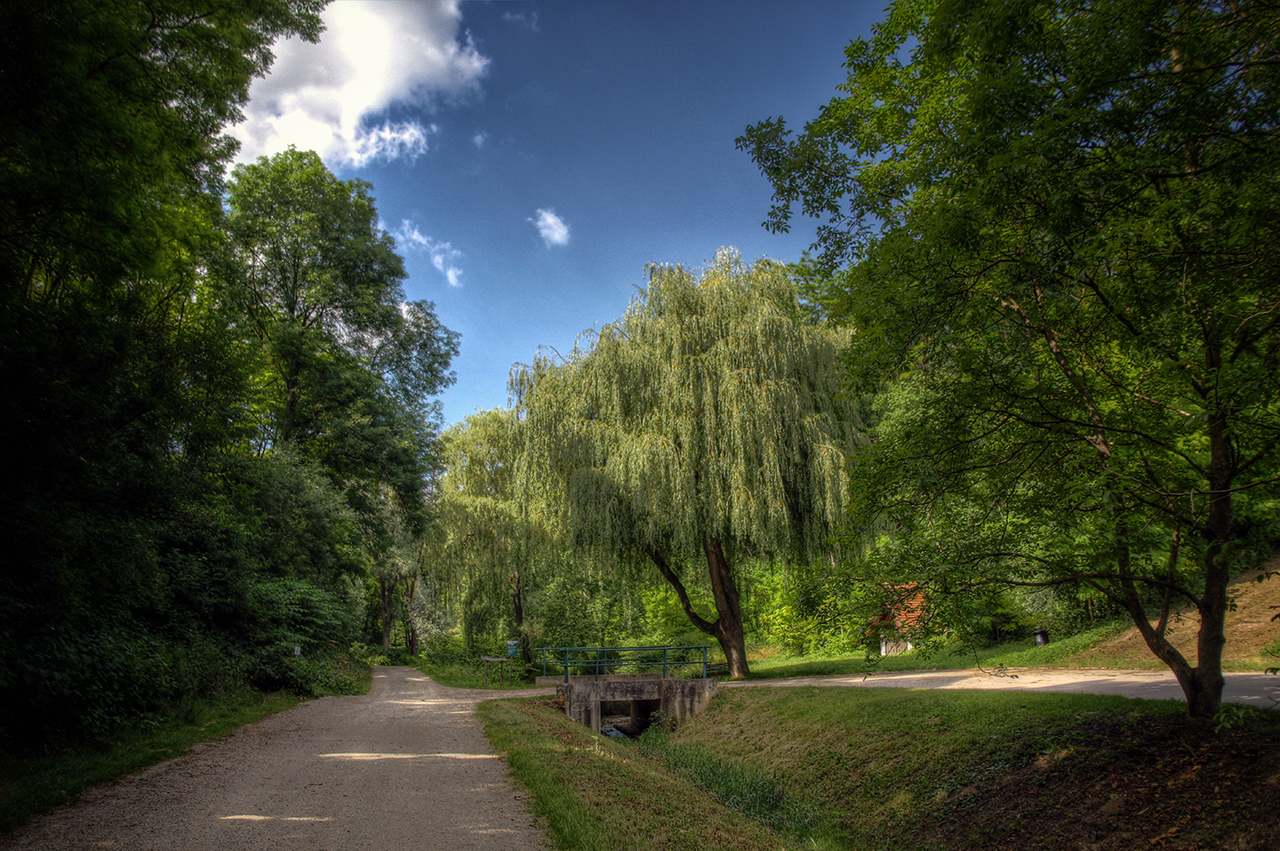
[672,687,1157,848]
[635,723,820,840]
[481,686,1280,851]
[743,620,1151,680]
[0,691,303,835]
[477,697,793,850]
[411,656,543,690]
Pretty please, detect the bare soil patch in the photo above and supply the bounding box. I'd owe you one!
[1071,558,1280,668]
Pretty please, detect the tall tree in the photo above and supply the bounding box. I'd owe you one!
[0,0,325,297]
[223,148,459,523]
[512,251,866,677]
[432,409,541,659]
[739,0,1280,716]
[0,0,329,743]
[362,488,419,650]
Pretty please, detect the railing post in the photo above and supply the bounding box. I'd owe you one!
[539,644,715,683]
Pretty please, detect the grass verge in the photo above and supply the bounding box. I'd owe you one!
[481,687,1280,851]
[744,620,1147,680]
[411,657,540,690]
[1,651,372,837]
[478,697,795,850]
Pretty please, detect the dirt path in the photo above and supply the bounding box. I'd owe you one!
[5,660,1275,849]
[726,668,1279,707]
[1,668,555,851]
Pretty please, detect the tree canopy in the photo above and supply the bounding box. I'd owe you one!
[0,0,464,745]
[0,0,325,297]
[224,147,459,527]
[739,0,1280,716]
[512,251,866,676]
[432,408,535,656]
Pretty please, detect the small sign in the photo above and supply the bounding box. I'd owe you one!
[506,640,518,658]
[293,645,301,656]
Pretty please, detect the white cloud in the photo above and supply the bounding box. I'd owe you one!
[502,11,540,32]
[233,1,488,168]
[533,209,570,248]
[472,130,489,149]
[394,220,464,288]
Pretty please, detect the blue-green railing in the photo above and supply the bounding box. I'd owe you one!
[535,645,714,682]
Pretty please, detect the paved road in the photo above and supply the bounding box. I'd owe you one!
[725,668,1279,708]
[1,668,551,851]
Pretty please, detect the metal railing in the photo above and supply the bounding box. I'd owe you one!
[535,645,714,682]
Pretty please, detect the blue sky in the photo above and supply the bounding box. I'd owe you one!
[234,1,887,426]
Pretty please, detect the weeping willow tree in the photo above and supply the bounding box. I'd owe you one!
[512,250,865,677]
[430,408,545,659]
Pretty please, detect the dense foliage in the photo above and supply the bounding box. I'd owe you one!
[0,0,458,748]
[495,252,867,676]
[739,0,1280,716]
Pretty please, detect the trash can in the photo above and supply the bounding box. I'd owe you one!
[1032,628,1049,646]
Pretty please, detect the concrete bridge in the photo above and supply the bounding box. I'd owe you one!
[554,674,719,734]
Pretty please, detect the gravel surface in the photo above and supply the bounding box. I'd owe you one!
[1,668,555,851]
[725,668,1278,707]
[7,662,1273,850]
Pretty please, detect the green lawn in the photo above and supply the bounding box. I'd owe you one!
[744,620,1148,680]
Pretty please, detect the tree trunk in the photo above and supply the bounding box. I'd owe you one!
[379,576,394,650]
[403,575,420,657]
[510,567,531,664]
[704,539,749,678]
[1188,398,1234,719]
[1116,520,1227,720]
[647,542,750,678]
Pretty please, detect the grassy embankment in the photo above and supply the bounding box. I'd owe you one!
[481,581,1280,851]
[481,685,1280,851]
[744,619,1134,680]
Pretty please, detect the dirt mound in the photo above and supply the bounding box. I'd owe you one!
[1072,556,1280,668]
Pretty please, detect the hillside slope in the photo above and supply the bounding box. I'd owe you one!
[664,686,1280,850]
[1071,556,1280,668]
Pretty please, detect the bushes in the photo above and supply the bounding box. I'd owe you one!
[0,579,364,750]
[242,577,359,693]
[0,449,372,751]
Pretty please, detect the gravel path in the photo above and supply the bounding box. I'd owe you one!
[5,665,1273,850]
[1,667,555,851]
[724,668,1278,708]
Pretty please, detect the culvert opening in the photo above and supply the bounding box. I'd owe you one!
[601,698,662,738]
